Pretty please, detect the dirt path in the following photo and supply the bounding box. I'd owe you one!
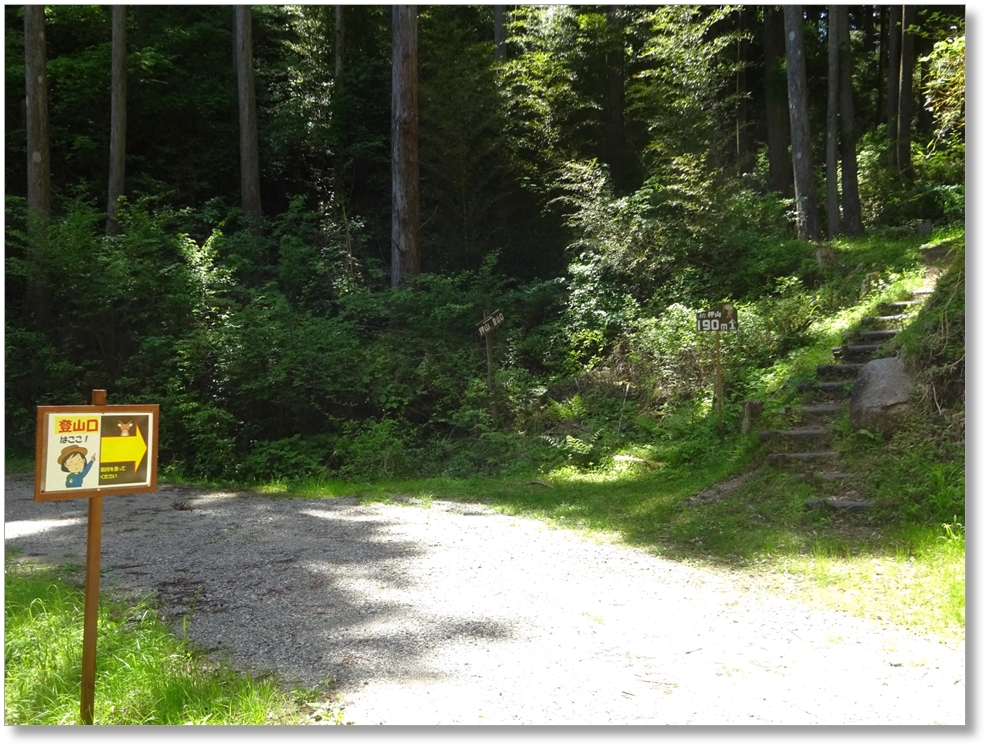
[4,476,965,725]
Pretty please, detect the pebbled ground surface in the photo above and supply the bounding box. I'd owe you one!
[4,476,966,725]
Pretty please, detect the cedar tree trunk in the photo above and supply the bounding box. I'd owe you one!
[391,5,420,287]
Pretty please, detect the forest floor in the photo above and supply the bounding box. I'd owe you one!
[5,473,965,725]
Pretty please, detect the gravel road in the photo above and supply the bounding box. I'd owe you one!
[4,476,966,725]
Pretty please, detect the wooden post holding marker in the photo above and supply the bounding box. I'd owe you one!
[81,391,105,724]
[695,304,737,437]
[34,389,160,724]
[715,329,723,435]
[477,309,505,427]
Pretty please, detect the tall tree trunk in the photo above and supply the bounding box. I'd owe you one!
[333,4,348,265]
[235,5,263,229]
[784,5,820,240]
[107,5,127,236]
[335,5,345,80]
[735,6,751,177]
[886,5,901,165]
[896,5,915,180]
[25,6,50,222]
[763,5,792,198]
[837,6,864,237]
[826,6,840,239]
[24,4,51,329]
[916,33,935,137]
[494,5,506,61]
[134,5,150,42]
[863,5,889,125]
[391,5,420,287]
[605,6,627,191]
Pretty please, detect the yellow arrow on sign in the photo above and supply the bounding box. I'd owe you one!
[100,425,147,469]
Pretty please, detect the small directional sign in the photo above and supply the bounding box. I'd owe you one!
[696,303,738,332]
[477,309,505,337]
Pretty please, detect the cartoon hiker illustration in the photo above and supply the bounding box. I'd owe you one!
[58,446,96,488]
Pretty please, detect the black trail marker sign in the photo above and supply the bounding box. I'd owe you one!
[695,303,738,332]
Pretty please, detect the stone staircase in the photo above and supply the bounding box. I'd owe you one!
[759,289,933,513]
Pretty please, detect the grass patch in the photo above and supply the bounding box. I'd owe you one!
[767,522,965,641]
[4,555,348,725]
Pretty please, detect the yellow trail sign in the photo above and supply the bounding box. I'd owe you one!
[36,406,158,501]
[100,425,148,468]
[33,392,161,726]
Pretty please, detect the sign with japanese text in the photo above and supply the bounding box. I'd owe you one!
[35,405,159,502]
[477,309,505,337]
[696,303,738,332]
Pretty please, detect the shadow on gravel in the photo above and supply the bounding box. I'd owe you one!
[4,475,516,691]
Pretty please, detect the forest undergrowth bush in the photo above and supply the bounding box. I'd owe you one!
[3,198,574,482]
[6,193,965,507]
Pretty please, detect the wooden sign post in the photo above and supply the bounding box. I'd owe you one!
[34,390,159,724]
[695,304,738,436]
[477,309,505,427]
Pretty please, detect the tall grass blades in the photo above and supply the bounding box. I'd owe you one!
[4,560,337,725]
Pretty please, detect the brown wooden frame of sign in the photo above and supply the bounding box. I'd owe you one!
[34,401,159,503]
[33,391,159,724]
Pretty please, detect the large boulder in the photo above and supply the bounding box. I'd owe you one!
[849,356,915,436]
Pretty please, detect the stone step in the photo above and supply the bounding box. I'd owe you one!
[767,451,841,467]
[843,329,897,341]
[860,314,912,327]
[795,403,848,416]
[804,498,873,512]
[799,403,844,417]
[816,364,862,378]
[759,427,829,442]
[876,300,920,313]
[802,471,855,483]
[798,380,854,395]
[833,343,884,362]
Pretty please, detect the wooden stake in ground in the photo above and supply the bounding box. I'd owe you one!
[80,389,106,724]
[695,304,737,437]
[715,328,724,435]
[477,309,505,427]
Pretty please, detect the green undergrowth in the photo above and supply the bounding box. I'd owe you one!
[4,555,348,725]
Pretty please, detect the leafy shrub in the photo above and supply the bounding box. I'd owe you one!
[626,276,816,408]
[334,418,417,482]
[238,434,334,483]
[857,126,964,227]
